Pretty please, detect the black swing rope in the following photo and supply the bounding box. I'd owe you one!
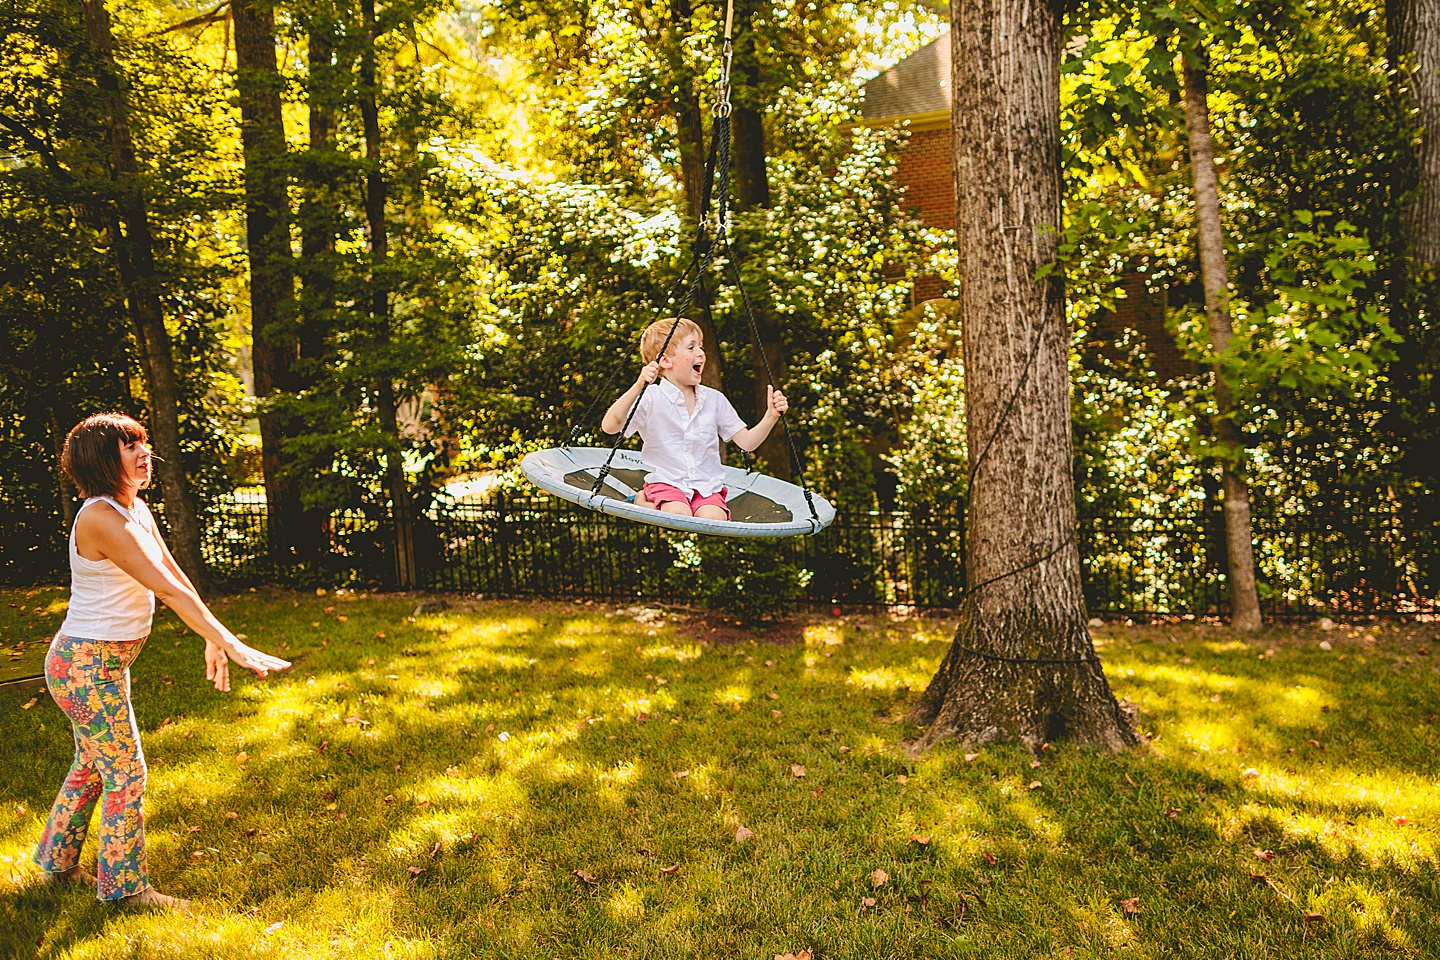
[583,12,821,528]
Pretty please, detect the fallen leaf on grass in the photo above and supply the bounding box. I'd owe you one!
[896,774,909,784]
[20,698,37,711]
[771,710,783,717]
[910,834,931,845]
[1304,911,1325,924]
[775,951,813,960]
[344,715,370,727]
[870,868,889,887]
[225,811,238,819]
[767,692,779,700]
[407,866,425,877]
[735,826,755,843]
[445,766,462,778]
[1028,781,1042,790]
[861,897,877,908]
[964,753,980,762]
[673,770,690,780]
[572,869,597,885]
[1254,849,1275,862]
[429,841,443,860]
[659,864,682,876]
[1120,897,1140,916]
[1394,816,1409,825]
[234,751,249,765]
[838,745,850,753]
[1165,807,1180,819]
[791,764,807,778]
[1248,873,1270,887]
[244,828,258,837]
[636,712,650,722]
[383,795,394,804]
[263,921,283,935]
[982,852,997,866]
[187,824,202,833]
[318,741,328,754]
[1030,760,1042,768]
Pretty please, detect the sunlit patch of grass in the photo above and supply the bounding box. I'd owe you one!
[846,661,933,693]
[4,591,1440,957]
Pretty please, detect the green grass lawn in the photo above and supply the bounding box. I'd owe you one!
[2,586,1438,959]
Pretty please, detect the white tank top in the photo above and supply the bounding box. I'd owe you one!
[59,496,158,642]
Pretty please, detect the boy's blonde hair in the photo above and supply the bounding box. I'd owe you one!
[640,317,703,364]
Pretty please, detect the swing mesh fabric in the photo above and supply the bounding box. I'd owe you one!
[522,447,835,537]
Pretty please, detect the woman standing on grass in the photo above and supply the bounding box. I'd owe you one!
[32,413,290,909]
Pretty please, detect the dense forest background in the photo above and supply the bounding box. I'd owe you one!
[1,0,1437,607]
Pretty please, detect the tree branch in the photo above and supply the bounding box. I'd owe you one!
[147,0,230,37]
[0,111,72,183]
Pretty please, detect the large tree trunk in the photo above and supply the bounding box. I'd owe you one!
[233,0,304,561]
[672,74,725,391]
[907,0,1136,752]
[730,62,792,480]
[49,405,77,530]
[292,17,340,562]
[81,0,206,585]
[1390,0,1440,268]
[1181,52,1263,633]
[360,0,417,588]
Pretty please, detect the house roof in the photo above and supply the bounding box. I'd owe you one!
[862,29,950,121]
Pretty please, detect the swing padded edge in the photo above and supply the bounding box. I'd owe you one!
[520,447,835,538]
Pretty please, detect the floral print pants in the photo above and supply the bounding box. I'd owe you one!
[33,632,150,900]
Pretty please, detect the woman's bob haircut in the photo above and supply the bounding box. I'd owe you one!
[61,413,149,500]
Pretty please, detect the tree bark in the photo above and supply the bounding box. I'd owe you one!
[360,0,417,588]
[730,62,791,480]
[81,0,207,585]
[49,405,77,530]
[299,23,337,366]
[1181,51,1263,633]
[291,16,341,562]
[233,0,304,559]
[1389,0,1440,268]
[907,0,1136,752]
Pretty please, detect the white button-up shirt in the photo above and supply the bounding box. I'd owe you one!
[625,378,747,497]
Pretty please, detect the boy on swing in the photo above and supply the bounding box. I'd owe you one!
[601,317,788,519]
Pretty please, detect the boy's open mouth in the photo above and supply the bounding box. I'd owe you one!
[693,362,703,374]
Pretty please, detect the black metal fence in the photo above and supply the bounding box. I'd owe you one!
[184,492,1440,616]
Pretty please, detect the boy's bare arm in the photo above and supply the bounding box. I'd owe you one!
[732,385,788,451]
[601,361,660,433]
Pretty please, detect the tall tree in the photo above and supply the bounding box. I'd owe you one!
[232,0,305,559]
[730,0,790,480]
[1180,48,1263,632]
[907,0,1136,750]
[360,0,418,587]
[1389,0,1440,268]
[81,0,206,583]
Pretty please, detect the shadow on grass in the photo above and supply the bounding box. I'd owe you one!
[1,592,1438,958]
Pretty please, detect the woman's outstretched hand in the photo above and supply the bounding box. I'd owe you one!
[205,638,291,692]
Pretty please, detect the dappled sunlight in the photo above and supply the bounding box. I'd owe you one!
[803,624,844,648]
[710,682,751,707]
[638,642,703,663]
[6,594,1440,957]
[1311,879,1415,952]
[847,660,934,693]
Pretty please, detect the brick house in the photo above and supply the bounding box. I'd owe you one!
[861,30,1194,382]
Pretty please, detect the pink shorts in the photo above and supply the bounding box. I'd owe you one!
[643,482,730,520]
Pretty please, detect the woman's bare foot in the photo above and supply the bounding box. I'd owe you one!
[36,865,93,886]
[118,888,190,911]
